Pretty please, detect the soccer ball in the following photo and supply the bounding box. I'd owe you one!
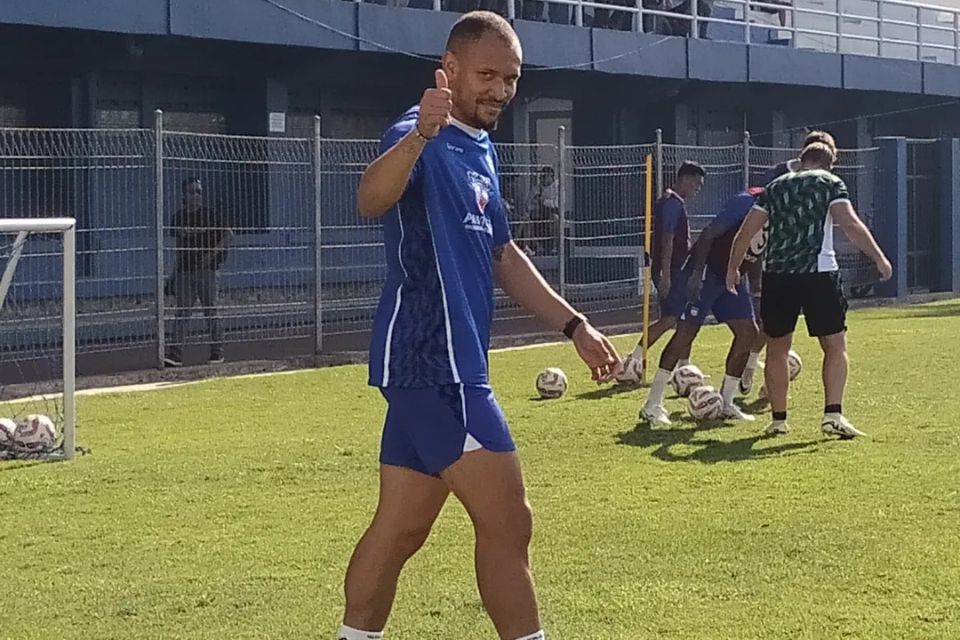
[788,350,803,381]
[688,385,724,420]
[671,364,706,397]
[536,367,568,399]
[615,357,643,385]
[13,414,57,452]
[745,221,769,263]
[0,418,17,449]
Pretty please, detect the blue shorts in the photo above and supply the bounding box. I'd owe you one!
[680,270,755,326]
[655,267,688,318]
[379,384,516,477]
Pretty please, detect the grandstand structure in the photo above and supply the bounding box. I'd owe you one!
[1,0,960,378]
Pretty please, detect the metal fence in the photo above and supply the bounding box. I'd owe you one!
[907,139,941,291]
[0,118,906,378]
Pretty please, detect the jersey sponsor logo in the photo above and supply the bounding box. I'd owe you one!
[446,142,464,154]
[463,170,494,236]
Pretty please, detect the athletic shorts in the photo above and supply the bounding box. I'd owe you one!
[680,271,755,326]
[654,266,689,319]
[761,271,848,338]
[379,384,515,477]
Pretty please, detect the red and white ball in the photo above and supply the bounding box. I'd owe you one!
[688,385,724,420]
[13,414,57,452]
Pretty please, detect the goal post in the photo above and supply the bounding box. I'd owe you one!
[0,217,76,461]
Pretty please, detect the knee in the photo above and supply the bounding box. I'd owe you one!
[475,498,534,552]
[368,518,434,562]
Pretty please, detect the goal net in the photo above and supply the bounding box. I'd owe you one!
[0,218,77,461]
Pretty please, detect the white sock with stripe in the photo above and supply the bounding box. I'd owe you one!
[337,625,383,640]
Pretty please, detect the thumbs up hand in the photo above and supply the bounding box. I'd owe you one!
[416,69,453,140]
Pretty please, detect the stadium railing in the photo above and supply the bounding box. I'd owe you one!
[360,0,960,65]
[0,115,940,378]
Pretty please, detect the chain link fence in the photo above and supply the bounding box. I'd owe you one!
[0,120,929,383]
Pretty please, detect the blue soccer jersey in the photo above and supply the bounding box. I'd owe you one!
[368,107,512,388]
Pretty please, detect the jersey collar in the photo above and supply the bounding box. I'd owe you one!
[665,188,685,203]
[450,117,485,141]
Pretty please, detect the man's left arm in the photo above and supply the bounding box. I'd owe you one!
[493,242,621,382]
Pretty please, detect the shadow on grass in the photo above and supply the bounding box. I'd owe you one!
[615,421,821,464]
[869,303,960,321]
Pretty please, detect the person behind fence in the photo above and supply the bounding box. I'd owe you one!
[726,142,892,440]
[617,161,705,383]
[525,165,559,255]
[164,177,232,367]
[339,11,621,640]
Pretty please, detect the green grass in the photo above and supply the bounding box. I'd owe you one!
[2,301,960,639]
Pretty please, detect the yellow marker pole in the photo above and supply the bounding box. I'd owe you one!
[642,154,653,386]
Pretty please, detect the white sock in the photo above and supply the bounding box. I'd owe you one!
[513,632,546,640]
[630,344,644,360]
[646,368,672,406]
[677,358,690,368]
[745,352,760,371]
[721,374,739,407]
[337,625,383,640]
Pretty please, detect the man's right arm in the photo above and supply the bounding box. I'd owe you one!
[358,69,453,218]
[357,130,429,218]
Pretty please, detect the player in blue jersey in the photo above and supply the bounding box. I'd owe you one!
[336,12,621,640]
[639,188,762,425]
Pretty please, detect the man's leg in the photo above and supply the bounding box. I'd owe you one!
[819,331,847,409]
[197,267,224,361]
[759,273,800,435]
[640,319,700,425]
[341,464,449,635]
[718,318,759,420]
[442,449,543,640]
[804,272,865,438]
[740,294,766,395]
[167,270,196,365]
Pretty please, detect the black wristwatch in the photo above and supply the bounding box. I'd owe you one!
[563,315,585,340]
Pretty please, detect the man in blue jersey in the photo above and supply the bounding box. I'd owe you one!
[336,12,621,640]
[617,162,705,383]
[639,188,761,425]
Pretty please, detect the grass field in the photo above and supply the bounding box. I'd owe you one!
[2,301,960,639]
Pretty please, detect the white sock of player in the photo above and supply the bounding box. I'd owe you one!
[677,358,690,368]
[337,624,383,640]
[512,631,546,640]
[744,352,760,372]
[721,374,739,407]
[646,368,672,407]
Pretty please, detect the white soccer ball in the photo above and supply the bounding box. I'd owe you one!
[788,350,803,381]
[0,418,17,449]
[13,414,57,452]
[536,367,568,399]
[688,385,724,420]
[745,221,770,263]
[671,364,706,397]
[615,357,644,385]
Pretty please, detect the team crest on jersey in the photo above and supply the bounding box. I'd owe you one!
[463,170,494,236]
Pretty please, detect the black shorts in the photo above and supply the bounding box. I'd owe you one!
[761,271,848,339]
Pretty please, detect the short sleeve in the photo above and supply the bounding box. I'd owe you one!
[490,195,512,248]
[712,193,753,234]
[659,198,683,234]
[378,113,422,185]
[754,188,771,213]
[829,178,851,206]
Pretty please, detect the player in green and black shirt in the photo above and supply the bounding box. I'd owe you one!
[726,142,892,440]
